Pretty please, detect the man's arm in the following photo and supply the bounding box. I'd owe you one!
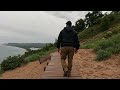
[57,31,62,52]
[74,32,80,53]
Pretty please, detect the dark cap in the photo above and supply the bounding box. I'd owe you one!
[66,21,72,26]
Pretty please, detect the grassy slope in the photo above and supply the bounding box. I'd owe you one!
[79,13,120,60]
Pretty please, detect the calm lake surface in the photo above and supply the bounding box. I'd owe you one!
[0,44,26,63]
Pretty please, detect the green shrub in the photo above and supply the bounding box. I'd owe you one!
[94,33,120,60]
[24,54,40,63]
[100,17,110,31]
[96,50,112,61]
[94,40,110,51]
[112,43,120,54]
[107,14,115,22]
[105,47,114,53]
[1,55,24,71]
[24,46,56,63]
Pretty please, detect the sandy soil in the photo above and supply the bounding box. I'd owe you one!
[0,60,49,79]
[74,49,120,79]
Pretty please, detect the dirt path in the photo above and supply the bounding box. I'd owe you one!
[0,49,120,79]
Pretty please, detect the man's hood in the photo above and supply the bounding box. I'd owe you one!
[64,26,73,32]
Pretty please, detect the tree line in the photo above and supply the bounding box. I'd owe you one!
[73,11,120,33]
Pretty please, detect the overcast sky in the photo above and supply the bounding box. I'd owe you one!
[0,11,110,44]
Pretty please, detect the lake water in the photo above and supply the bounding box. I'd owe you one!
[30,47,40,50]
[0,44,26,63]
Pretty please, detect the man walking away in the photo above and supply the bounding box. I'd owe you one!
[57,21,80,77]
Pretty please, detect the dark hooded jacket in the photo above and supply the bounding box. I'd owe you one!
[57,26,80,50]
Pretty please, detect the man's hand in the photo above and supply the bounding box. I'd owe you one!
[74,48,78,54]
[58,48,60,53]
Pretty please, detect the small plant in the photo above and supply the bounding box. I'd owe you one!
[96,50,112,61]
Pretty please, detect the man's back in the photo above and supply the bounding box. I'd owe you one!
[57,26,80,50]
[61,26,76,44]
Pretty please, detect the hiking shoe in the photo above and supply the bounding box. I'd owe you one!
[64,71,68,77]
[67,71,71,77]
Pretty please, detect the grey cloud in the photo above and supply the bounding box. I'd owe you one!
[44,11,89,24]
[0,11,66,44]
[45,11,111,24]
[0,24,48,37]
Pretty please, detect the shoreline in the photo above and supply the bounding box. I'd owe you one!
[0,45,26,63]
[2,44,27,51]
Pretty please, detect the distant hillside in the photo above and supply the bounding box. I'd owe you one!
[3,43,47,50]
